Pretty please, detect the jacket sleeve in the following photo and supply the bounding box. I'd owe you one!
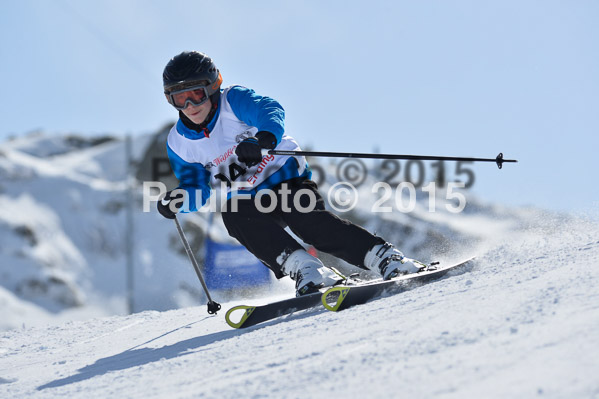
[226,86,285,146]
[166,143,211,212]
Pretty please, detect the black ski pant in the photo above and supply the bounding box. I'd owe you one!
[221,178,384,278]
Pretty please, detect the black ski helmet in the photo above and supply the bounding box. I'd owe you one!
[163,51,222,97]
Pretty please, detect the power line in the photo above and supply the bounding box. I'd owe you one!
[55,0,156,84]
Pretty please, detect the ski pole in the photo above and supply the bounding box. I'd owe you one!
[173,215,221,315]
[262,150,517,169]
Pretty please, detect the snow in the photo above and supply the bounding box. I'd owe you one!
[1,212,598,398]
[1,132,599,397]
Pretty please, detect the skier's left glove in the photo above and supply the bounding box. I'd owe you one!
[235,131,277,167]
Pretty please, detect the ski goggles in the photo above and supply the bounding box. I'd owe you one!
[166,84,210,110]
[165,72,223,110]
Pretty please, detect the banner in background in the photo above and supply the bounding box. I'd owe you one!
[204,238,271,290]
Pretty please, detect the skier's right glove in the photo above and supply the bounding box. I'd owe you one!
[235,131,277,167]
[157,190,185,219]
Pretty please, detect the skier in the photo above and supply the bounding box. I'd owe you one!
[157,51,425,296]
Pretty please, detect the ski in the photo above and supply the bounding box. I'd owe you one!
[225,257,475,327]
[321,257,476,312]
[225,291,324,329]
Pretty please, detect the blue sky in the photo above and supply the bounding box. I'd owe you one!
[2,0,598,212]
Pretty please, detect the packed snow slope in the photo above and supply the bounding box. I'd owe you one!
[1,212,598,398]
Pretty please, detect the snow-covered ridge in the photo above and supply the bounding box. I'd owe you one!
[1,132,157,328]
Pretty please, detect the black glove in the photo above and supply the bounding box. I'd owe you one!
[235,131,277,167]
[157,190,185,219]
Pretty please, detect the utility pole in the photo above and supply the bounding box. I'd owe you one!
[125,134,135,314]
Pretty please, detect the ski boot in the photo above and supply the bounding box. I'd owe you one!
[364,243,426,280]
[282,250,345,296]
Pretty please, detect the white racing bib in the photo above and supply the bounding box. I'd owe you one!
[167,86,308,195]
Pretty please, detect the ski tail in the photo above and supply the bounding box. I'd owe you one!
[225,306,256,329]
[321,286,351,311]
[224,291,324,329]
